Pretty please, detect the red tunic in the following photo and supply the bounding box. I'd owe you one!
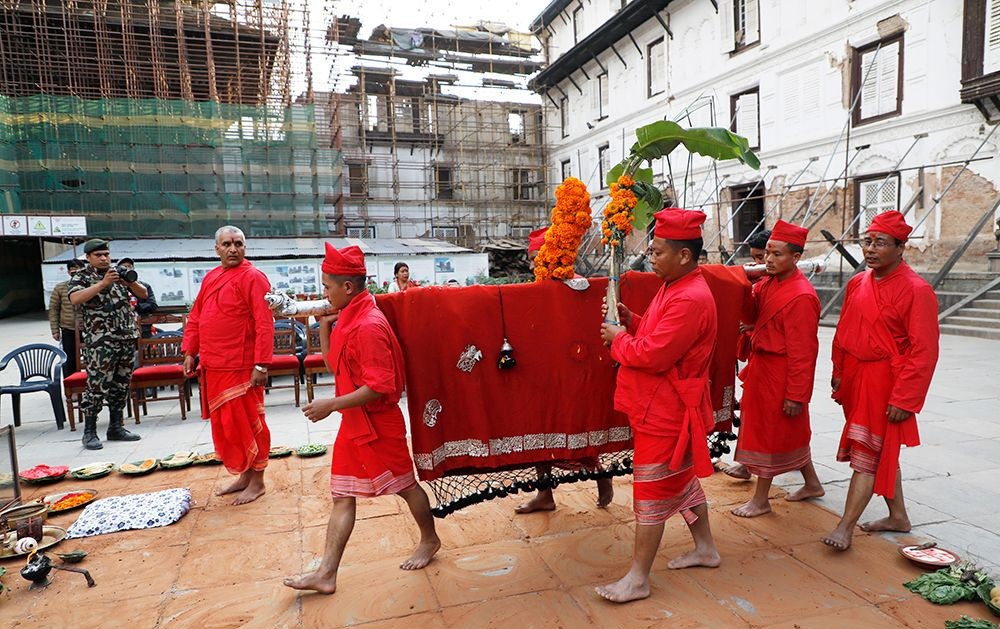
[610,268,717,525]
[327,292,416,498]
[182,260,274,474]
[734,269,820,478]
[832,262,939,498]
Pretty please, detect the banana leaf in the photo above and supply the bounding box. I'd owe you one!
[632,120,760,170]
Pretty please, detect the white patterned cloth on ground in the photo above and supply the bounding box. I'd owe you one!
[66,488,192,538]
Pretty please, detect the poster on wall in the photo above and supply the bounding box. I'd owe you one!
[51,216,88,236]
[3,216,27,236]
[27,216,52,236]
[140,265,190,306]
[257,262,320,297]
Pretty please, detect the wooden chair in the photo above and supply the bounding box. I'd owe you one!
[302,320,334,403]
[62,326,87,432]
[130,336,190,423]
[266,319,301,406]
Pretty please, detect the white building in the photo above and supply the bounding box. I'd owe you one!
[529,0,1000,267]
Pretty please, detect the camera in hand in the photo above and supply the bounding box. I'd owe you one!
[115,265,138,282]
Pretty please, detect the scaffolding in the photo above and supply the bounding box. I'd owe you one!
[326,15,551,248]
[0,0,339,238]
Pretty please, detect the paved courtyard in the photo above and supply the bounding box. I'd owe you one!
[1,311,999,627]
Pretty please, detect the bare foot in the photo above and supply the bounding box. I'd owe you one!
[860,516,911,533]
[821,527,853,551]
[232,482,266,505]
[514,492,556,514]
[283,571,337,594]
[216,475,250,496]
[595,573,650,603]
[596,478,614,508]
[667,548,721,570]
[400,538,441,570]
[785,485,825,502]
[731,498,772,518]
[722,463,751,480]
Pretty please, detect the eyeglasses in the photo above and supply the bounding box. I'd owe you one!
[859,238,897,250]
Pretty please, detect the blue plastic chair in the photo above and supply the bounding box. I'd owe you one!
[0,344,68,430]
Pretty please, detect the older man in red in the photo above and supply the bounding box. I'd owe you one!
[731,220,824,518]
[182,226,274,505]
[597,208,720,604]
[822,211,939,550]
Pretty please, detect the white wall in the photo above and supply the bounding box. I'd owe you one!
[537,0,998,240]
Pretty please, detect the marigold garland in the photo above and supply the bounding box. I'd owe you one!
[533,177,593,281]
[601,175,637,248]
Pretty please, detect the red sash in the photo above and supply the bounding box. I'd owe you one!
[750,270,816,343]
[665,375,715,479]
[327,292,379,445]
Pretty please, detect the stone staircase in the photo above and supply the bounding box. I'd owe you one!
[939,289,1000,340]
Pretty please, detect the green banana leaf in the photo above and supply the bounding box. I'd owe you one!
[632,120,760,169]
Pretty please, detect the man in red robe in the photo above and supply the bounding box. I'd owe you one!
[514,226,615,514]
[597,208,720,604]
[822,211,939,550]
[731,220,824,517]
[182,226,273,505]
[284,243,440,594]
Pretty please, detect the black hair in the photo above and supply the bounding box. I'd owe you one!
[119,257,135,266]
[393,262,409,276]
[326,274,368,288]
[67,259,85,270]
[665,237,704,261]
[787,243,804,255]
[746,229,771,250]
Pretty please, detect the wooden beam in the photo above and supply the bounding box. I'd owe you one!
[610,42,627,67]
[627,31,643,57]
[653,11,673,39]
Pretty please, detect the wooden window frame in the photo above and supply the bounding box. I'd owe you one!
[647,37,666,98]
[435,165,455,201]
[560,96,569,138]
[346,162,369,199]
[346,225,376,239]
[733,0,761,54]
[573,6,584,44]
[853,171,901,237]
[597,72,609,120]
[851,34,905,127]
[560,159,572,181]
[598,144,610,189]
[730,87,760,151]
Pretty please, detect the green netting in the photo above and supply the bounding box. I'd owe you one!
[0,95,341,237]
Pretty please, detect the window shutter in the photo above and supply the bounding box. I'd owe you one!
[985,0,1000,75]
[877,41,900,117]
[736,92,759,149]
[859,48,880,120]
[859,176,900,229]
[600,75,610,113]
[591,77,600,112]
[719,0,736,53]
[744,0,760,45]
[781,72,800,130]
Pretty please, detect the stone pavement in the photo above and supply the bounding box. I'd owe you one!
[1,311,999,627]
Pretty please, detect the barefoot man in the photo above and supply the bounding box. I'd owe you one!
[731,221,824,518]
[284,243,440,594]
[725,228,772,481]
[516,226,615,514]
[821,211,939,550]
[597,208,721,603]
[182,226,273,505]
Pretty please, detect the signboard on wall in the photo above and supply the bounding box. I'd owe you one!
[27,216,52,236]
[2,216,27,236]
[51,216,88,236]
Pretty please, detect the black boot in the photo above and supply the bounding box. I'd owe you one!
[106,409,141,442]
[82,415,103,450]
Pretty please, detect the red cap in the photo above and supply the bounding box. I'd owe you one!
[527,227,548,254]
[769,220,808,248]
[868,211,912,243]
[653,208,706,240]
[322,243,367,276]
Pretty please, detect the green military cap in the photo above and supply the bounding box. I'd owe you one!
[83,238,110,254]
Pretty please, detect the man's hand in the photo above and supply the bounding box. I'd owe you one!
[739,322,754,334]
[600,297,633,328]
[183,355,196,378]
[100,267,120,288]
[317,312,339,330]
[52,330,61,341]
[303,397,339,423]
[831,377,842,405]
[600,322,625,345]
[886,405,910,423]
[783,399,804,416]
[250,368,268,388]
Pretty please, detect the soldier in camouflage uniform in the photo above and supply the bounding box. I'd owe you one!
[69,239,147,450]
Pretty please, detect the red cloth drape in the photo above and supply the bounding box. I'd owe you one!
[376,266,749,481]
[202,369,269,474]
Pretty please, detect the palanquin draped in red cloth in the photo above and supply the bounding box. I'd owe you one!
[374,266,750,488]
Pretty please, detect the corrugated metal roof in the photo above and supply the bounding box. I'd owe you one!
[44,237,472,263]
